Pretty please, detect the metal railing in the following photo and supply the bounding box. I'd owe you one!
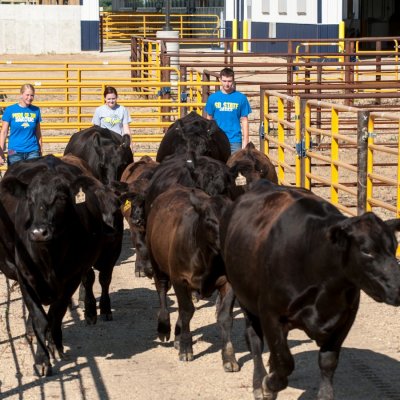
[101,12,220,49]
[261,88,400,220]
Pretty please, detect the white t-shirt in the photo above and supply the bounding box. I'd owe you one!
[92,104,131,135]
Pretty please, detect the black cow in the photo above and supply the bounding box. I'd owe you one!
[156,111,231,163]
[146,185,239,371]
[221,179,400,400]
[64,125,133,184]
[120,156,158,277]
[126,153,235,279]
[227,142,278,199]
[0,155,123,376]
[145,153,234,215]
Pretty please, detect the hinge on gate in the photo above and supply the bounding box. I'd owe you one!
[180,92,188,103]
[157,87,171,96]
[259,121,265,140]
[296,140,306,158]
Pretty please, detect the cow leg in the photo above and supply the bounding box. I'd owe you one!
[80,267,97,325]
[18,278,52,376]
[216,282,240,372]
[173,281,195,361]
[242,309,270,400]
[154,275,171,341]
[26,313,35,343]
[47,297,71,360]
[134,230,153,278]
[317,304,358,400]
[261,316,294,399]
[98,268,113,321]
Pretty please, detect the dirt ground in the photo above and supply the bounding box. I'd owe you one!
[1,50,400,400]
[1,225,400,400]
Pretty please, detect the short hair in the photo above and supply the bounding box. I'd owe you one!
[220,67,235,79]
[20,83,35,94]
[103,86,118,98]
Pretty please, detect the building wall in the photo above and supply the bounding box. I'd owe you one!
[224,0,343,52]
[0,1,99,54]
[225,0,342,24]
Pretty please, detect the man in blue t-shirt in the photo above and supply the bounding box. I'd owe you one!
[205,67,252,153]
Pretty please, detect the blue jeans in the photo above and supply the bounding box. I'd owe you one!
[230,142,242,154]
[7,150,41,166]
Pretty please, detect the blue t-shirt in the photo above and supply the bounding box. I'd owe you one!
[2,103,42,152]
[205,90,251,143]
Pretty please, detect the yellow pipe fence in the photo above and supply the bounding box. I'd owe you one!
[262,90,400,220]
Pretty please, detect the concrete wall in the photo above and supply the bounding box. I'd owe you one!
[0,4,96,54]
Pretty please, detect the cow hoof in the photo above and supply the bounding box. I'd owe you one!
[25,332,35,344]
[158,331,171,342]
[34,363,53,377]
[100,313,113,321]
[191,290,201,303]
[157,320,171,342]
[179,352,194,362]
[135,269,147,278]
[143,266,154,279]
[262,377,277,400]
[223,360,240,373]
[174,339,180,350]
[85,315,97,325]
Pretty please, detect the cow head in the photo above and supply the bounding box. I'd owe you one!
[121,180,149,230]
[227,142,278,196]
[2,172,73,242]
[70,175,124,235]
[189,190,221,254]
[328,212,400,305]
[191,156,233,197]
[93,132,133,184]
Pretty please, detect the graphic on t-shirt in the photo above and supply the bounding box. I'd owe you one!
[214,102,239,112]
[12,112,37,128]
[103,114,122,127]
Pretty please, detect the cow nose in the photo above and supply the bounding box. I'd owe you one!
[29,227,51,242]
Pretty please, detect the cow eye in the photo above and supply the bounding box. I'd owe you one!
[361,249,374,258]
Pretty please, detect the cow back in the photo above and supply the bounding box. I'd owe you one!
[156,111,231,163]
[64,126,133,184]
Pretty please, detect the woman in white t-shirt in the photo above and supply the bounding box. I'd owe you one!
[92,86,132,136]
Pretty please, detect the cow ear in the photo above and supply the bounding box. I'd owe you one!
[108,180,129,196]
[189,189,207,214]
[385,218,400,232]
[92,131,102,148]
[121,134,131,148]
[1,177,28,198]
[328,221,351,250]
[246,142,255,150]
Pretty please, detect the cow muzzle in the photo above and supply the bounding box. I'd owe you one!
[29,226,53,242]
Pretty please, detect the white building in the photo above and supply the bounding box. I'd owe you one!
[224,0,399,52]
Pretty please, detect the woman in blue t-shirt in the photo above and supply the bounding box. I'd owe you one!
[0,83,42,166]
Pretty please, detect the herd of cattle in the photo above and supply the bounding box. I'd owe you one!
[1,111,400,400]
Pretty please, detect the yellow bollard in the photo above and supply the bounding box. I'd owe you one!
[338,20,345,62]
[243,19,249,53]
[232,19,238,52]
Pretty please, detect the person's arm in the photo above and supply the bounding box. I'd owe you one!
[0,120,9,165]
[36,122,43,154]
[123,123,131,136]
[241,116,249,148]
[92,107,101,126]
